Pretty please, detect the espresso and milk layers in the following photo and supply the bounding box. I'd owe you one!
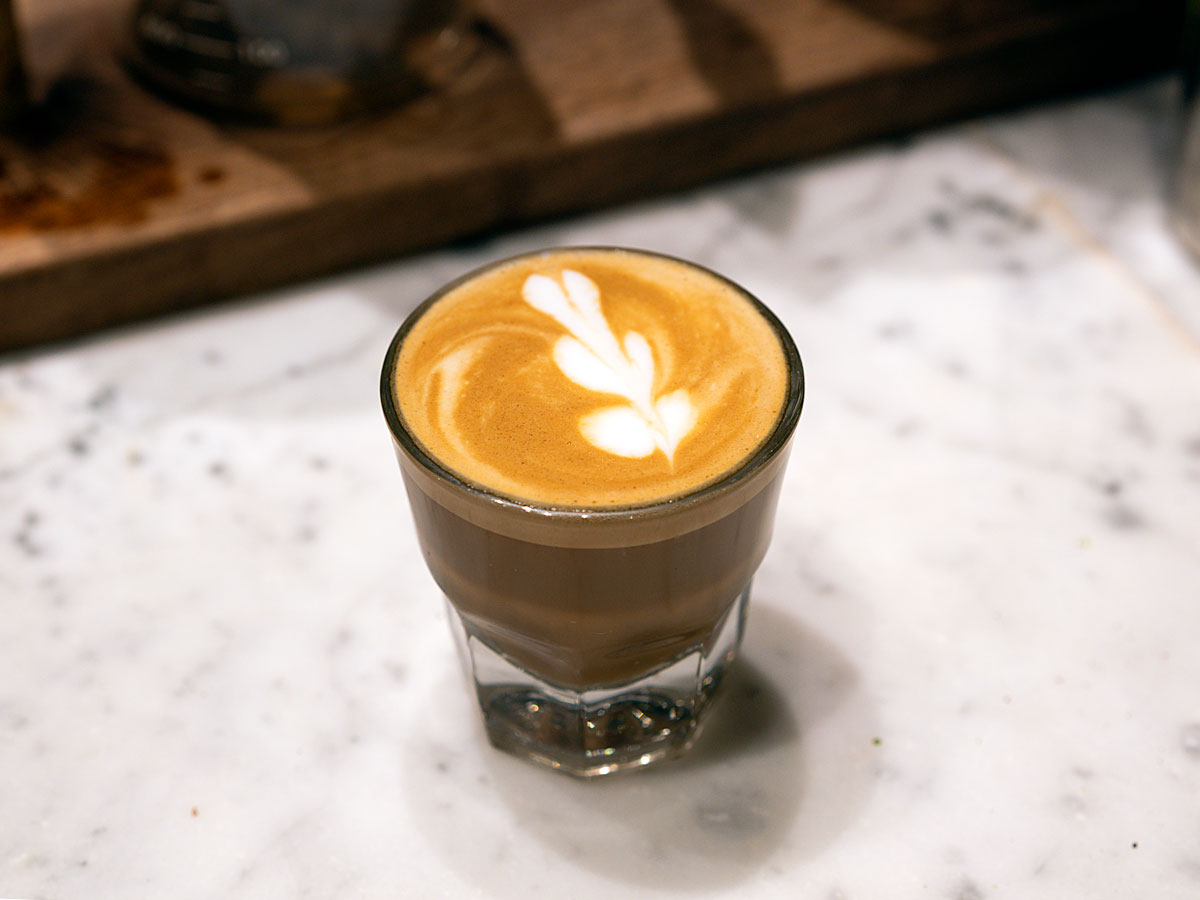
[392,249,789,508]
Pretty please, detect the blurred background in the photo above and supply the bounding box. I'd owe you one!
[0,0,1191,352]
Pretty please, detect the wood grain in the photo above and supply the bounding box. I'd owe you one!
[0,0,1179,352]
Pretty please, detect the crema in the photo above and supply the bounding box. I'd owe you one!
[392,248,788,507]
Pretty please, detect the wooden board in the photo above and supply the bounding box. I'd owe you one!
[0,0,1179,352]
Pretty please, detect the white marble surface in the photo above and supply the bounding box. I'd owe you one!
[3,79,1200,899]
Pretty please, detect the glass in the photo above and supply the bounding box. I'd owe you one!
[1174,0,1200,258]
[0,0,25,123]
[126,0,467,125]
[380,248,805,776]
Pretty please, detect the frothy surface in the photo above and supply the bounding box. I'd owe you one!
[393,249,788,507]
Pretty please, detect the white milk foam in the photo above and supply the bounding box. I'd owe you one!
[523,270,697,461]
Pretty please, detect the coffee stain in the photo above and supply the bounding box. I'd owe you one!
[0,76,178,234]
[0,142,176,232]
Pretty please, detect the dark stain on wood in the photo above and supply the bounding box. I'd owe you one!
[0,76,178,233]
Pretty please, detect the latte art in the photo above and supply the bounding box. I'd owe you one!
[523,269,697,461]
[393,249,789,507]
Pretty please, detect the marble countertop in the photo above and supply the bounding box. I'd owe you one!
[3,79,1200,899]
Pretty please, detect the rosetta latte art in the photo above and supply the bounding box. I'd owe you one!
[393,249,788,507]
[522,270,697,461]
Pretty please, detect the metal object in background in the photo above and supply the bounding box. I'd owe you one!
[126,0,467,126]
[0,0,26,123]
[1173,0,1200,258]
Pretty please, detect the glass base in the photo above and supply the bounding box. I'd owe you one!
[446,585,750,777]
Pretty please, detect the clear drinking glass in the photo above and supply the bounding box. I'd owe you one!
[380,249,804,776]
[126,0,467,125]
[1173,0,1200,258]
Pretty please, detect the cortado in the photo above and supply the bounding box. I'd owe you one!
[381,247,803,776]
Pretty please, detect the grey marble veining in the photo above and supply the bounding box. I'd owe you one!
[2,78,1200,899]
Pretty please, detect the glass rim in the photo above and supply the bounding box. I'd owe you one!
[380,246,805,522]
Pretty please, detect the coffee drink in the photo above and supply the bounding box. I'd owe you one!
[382,248,803,774]
[392,249,788,506]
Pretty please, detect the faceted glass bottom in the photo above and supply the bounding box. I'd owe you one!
[446,585,750,777]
